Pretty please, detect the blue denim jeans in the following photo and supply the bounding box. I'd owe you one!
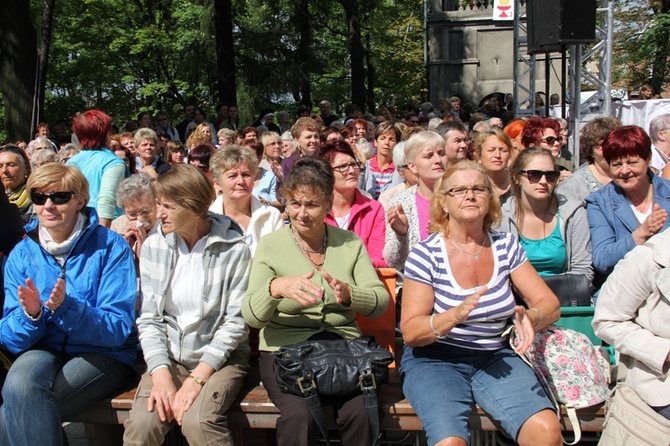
[400,344,554,446]
[0,348,134,446]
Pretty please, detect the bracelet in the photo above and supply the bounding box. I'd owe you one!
[188,374,205,386]
[429,313,443,339]
[527,307,542,329]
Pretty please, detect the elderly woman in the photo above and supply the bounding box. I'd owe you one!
[123,164,250,445]
[111,173,158,261]
[318,140,387,267]
[0,163,136,444]
[208,145,283,257]
[384,131,448,271]
[0,145,34,224]
[473,128,513,203]
[243,156,390,446]
[66,110,127,227]
[361,122,403,200]
[557,116,621,202]
[593,230,670,444]
[244,141,281,208]
[260,131,285,183]
[586,125,670,278]
[498,148,593,287]
[400,160,561,446]
[280,131,298,158]
[378,142,419,210]
[135,128,171,177]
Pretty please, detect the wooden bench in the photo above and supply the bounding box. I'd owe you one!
[70,268,606,443]
[73,367,606,445]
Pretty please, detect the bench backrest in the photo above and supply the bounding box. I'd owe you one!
[356,268,397,367]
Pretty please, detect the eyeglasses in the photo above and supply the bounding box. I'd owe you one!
[520,170,560,184]
[125,209,153,219]
[540,136,563,146]
[332,162,360,173]
[31,191,74,205]
[446,185,489,198]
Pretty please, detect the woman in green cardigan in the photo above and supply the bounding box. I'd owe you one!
[243,156,390,446]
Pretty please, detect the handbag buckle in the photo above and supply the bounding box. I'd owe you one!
[359,372,377,392]
[297,376,317,394]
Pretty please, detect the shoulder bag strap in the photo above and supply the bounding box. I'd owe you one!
[304,390,331,446]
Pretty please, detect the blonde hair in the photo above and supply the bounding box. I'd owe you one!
[428,160,501,237]
[186,130,211,149]
[472,128,513,159]
[404,131,445,163]
[210,144,259,185]
[152,164,214,218]
[27,163,90,207]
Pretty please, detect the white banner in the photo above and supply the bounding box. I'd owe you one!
[492,0,515,21]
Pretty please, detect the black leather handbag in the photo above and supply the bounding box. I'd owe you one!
[274,336,394,445]
[543,273,592,307]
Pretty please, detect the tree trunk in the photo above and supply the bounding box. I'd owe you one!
[37,0,56,131]
[365,30,375,113]
[0,0,39,141]
[297,0,312,105]
[339,0,366,113]
[213,0,236,105]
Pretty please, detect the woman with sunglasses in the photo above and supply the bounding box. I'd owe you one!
[0,145,34,224]
[498,147,593,284]
[0,163,136,444]
[521,117,571,182]
[586,126,670,280]
[318,140,387,267]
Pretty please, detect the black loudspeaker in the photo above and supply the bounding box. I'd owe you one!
[527,0,597,55]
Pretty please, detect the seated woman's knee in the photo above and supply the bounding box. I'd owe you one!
[518,409,562,446]
[435,437,468,446]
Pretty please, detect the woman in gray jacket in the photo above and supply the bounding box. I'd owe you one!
[497,147,593,286]
[123,164,251,446]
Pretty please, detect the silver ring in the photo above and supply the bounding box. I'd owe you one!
[300,284,305,291]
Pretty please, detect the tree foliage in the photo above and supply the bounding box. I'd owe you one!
[0,0,425,140]
[613,0,670,94]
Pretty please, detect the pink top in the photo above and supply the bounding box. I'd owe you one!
[416,192,430,241]
[325,190,388,267]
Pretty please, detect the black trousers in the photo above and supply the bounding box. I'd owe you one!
[259,345,371,446]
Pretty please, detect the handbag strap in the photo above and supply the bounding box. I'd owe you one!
[302,370,383,446]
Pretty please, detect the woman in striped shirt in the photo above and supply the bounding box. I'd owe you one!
[399,160,561,446]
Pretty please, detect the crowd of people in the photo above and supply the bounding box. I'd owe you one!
[0,95,669,446]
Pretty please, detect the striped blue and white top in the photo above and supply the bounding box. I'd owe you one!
[404,231,527,351]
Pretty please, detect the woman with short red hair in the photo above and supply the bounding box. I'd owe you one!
[586,125,670,280]
[67,110,127,227]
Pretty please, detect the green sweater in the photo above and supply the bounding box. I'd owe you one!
[243,225,390,351]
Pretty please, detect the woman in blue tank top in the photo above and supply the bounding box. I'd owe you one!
[498,147,593,285]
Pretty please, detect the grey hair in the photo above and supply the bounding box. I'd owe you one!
[427,117,443,130]
[649,113,670,143]
[115,173,155,208]
[392,141,407,168]
[134,128,158,147]
[30,148,57,169]
[404,131,445,163]
[355,139,375,160]
[27,137,57,157]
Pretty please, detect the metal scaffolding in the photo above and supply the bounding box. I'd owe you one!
[512,0,614,160]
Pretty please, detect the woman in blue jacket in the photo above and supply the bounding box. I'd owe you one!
[586,126,670,282]
[0,163,137,446]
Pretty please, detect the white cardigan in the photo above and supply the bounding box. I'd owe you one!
[209,195,284,257]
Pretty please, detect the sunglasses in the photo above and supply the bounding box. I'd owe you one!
[31,191,74,205]
[520,170,560,184]
[540,136,563,146]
